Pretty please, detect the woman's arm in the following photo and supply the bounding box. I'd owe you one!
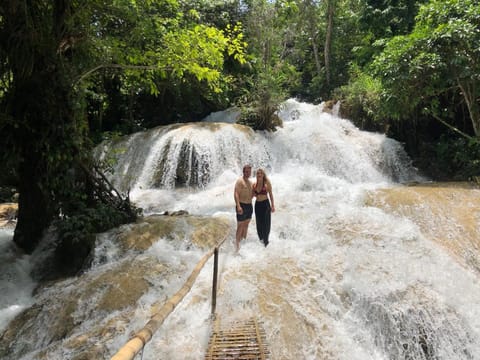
[267,181,275,212]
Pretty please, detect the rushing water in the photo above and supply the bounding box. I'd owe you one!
[1,99,480,359]
[0,228,36,335]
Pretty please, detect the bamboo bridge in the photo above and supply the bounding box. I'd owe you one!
[206,317,269,360]
[111,235,270,360]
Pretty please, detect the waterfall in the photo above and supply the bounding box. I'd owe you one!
[1,99,479,360]
[99,99,422,207]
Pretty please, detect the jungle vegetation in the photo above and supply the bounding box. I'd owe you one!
[0,0,478,268]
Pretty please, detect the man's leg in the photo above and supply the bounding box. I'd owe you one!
[235,222,243,252]
[242,220,251,239]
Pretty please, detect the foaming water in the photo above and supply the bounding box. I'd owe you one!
[0,229,35,333]
[132,187,480,359]
[100,100,479,359]
[368,184,480,274]
[102,99,421,198]
[2,99,479,359]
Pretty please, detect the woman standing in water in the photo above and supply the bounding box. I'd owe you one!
[253,168,275,247]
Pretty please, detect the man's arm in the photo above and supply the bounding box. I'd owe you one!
[234,180,242,213]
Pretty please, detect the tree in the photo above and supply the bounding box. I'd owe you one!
[324,0,335,87]
[288,0,366,100]
[0,1,85,252]
[236,0,299,130]
[371,0,480,137]
[355,0,426,66]
[0,0,246,254]
[80,0,247,131]
[298,0,323,83]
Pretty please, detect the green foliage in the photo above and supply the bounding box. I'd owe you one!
[371,0,480,136]
[116,2,247,90]
[237,104,283,132]
[2,0,479,253]
[53,201,139,276]
[235,62,295,130]
[354,0,427,66]
[359,0,425,38]
[158,23,246,91]
[234,0,300,130]
[334,64,384,130]
[77,1,248,135]
[56,202,136,243]
[429,136,480,180]
[275,0,370,101]
[1,1,90,209]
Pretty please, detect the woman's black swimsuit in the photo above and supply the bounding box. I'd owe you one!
[255,198,271,247]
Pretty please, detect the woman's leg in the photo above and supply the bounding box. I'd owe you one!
[255,200,270,246]
[255,201,263,242]
[263,204,271,246]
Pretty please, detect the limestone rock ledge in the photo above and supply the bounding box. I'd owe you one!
[0,213,233,360]
[118,213,232,252]
[0,203,17,228]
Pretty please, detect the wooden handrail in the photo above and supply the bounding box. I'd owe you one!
[111,234,229,360]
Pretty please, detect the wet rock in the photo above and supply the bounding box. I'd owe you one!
[118,214,231,251]
[365,183,480,273]
[0,202,17,227]
[0,213,232,359]
[0,258,163,359]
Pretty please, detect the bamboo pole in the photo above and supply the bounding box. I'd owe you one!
[211,247,219,316]
[111,234,228,360]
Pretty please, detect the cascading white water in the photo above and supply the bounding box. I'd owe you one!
[0,229,35,334]
[1,99,479,360]
[100,99,421,215]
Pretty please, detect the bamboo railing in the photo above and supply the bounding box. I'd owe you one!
[110,234,228,360]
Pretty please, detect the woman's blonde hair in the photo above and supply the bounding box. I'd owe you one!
[256,168,269,184]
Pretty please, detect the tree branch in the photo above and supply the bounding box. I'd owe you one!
[457,79,480,137]
[74,64,170,85]
[430,113,473,140]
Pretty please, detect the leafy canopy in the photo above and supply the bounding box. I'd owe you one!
[371,0,480,135]
[78,0,247,94]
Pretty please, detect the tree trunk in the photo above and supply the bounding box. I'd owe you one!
[4,0,74,253]
[301,0,323,80]
[324,0,335,88]
[458,80,480,137]
[311,35,323,80]
[4,1,137,255]
[14,151,55,253]
[11,72,68,253]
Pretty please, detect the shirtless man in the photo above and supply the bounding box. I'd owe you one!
[234,164,253,252]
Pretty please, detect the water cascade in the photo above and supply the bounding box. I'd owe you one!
[1,99,479,360]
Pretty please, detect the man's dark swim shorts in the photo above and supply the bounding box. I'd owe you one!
[236,202,253,222]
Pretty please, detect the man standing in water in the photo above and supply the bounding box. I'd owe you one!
[234,164,253,252]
